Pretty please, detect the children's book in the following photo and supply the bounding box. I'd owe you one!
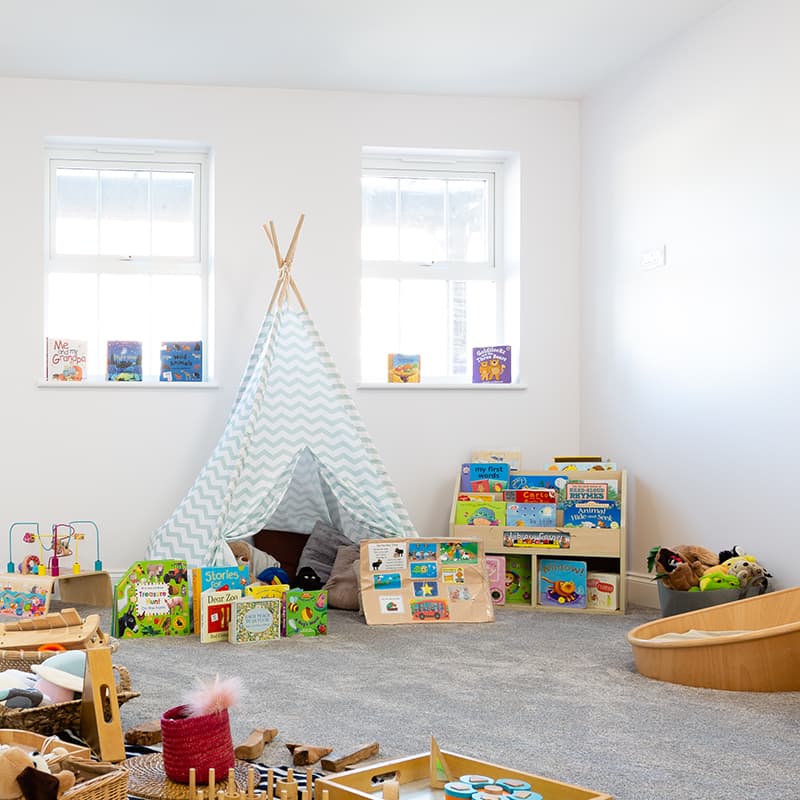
[546,461,617,472]
[472,345,511,383]
[387,354,421,383]
[470,449,521,470]
[107,340,142,381]
[539,558,587,608]
[565,482,609,502]
[503,530,571,549]
[485,555,506,605]
[46,338,87,381]
[200,588,242,643]
[228,597,282,643]
[457,493,498,502]
[562,500,621,529]
[459,462,510,492]
[191,565,249,633]
[506,502,557,527]
[114,560,190,638]
[503,489,557,504]
[504,554,532,604]
[284,588,328,637]
[160,340,203,382]
[245,583,289,599]
[508,473,568,492]
[453,500,506,527]
[587,572,620,610]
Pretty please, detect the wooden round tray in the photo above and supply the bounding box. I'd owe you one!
[124,753,259,799]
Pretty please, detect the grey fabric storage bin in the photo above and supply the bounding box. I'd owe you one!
[657,579,767,617]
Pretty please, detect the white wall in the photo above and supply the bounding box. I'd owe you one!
[581,0,800,602]
[0,78,580,573]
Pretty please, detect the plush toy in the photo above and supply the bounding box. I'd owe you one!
[722,556,771,590]
[0,651,85,709]
[647,544,719,591]
[0,745,75,800]
[691,572,741,592]
[227,540,279,583]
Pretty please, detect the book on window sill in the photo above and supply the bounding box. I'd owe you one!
[160,340,203,382]
[107,340,143,382]
[46,337,87,381]
[472,345,511,384]
[387,353,421,383]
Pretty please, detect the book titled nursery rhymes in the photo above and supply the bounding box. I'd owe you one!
[46,338,87,381]
[107,340,142,381]
[472,345,511,383]
[387,353,421,383]
[160,341,203,382]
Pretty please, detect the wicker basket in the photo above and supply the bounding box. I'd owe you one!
[161,704,234,784]
[0,655,138,735]
[62,768,129,800]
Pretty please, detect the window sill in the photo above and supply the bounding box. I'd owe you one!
[357,382,527,391]
[37,380,220,389]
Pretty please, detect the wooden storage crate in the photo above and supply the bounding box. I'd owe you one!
[317,750,612,800]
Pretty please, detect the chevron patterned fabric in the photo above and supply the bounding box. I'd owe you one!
[147,306,416,567]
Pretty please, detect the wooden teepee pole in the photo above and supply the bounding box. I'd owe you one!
[264,215,307,312]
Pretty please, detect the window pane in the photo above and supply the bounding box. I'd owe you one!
[54,169,99,255]
[99,170,150,256]
[361,278,399,382]
[399,279,448,375]
[399,178,445,262]
[362,176,398,260]
[98,274,151,372]
[152,171,195,257]
[448,179,488,262]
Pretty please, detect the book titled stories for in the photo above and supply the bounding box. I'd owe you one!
[46,338,87,381]
[472,345,511,383]
[160,341,203,382]
[387,353,421,383]
[539,558,587,609]
[107,340,143,381]
[191,565,249,633]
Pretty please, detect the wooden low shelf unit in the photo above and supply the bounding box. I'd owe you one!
[450,469,627,614]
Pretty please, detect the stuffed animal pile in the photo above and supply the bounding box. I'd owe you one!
[0,745,76,800]
[647,544,770,593]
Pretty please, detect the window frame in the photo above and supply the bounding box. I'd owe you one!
[43,142,211,382]
[360,154,506,384]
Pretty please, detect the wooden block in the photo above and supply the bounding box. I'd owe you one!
[124,719,162,745]
[235,728,279,760]
[286,744,333,766]
[320,742,379,772]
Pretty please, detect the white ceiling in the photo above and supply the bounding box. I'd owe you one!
[0,0,731,98]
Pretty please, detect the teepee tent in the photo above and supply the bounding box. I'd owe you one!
[147,215,417,567]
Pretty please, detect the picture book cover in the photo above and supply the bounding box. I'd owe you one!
[107,340,142,382]
[472,345,511,383]
[191,565,249,633]
[284,588,328,637]
[565,482,609,502]
[546,461,618,472]
[506,502,557,527]
[245,583,289,599]
[457,492,497,502]
[459,462,510,492]
[200,588,242,643]
[508,473,568,492]
[228,597,282,643]
[160,340,203,382]
[539,558,587,608]
[587,572,620,610]
[46,337,87,381]
[470,449,521,470]
[453,500,506,527]
[485,554,506,605]
[503,489,557,504]
[504,554,532,604]
[387,353,421,383]
[503,530,571,549]
[562,500,621,529]
[114,560,190,638]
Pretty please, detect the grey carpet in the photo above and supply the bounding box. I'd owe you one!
[61,602,800,800]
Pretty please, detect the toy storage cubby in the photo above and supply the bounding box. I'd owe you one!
[449,470,627,614]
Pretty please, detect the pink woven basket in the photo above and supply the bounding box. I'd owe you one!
[160,704,234,784]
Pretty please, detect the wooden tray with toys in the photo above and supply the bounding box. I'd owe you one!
[317,741,612,800]
[0,608,116,651]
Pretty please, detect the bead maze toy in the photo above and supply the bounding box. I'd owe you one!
[7,520,103,576]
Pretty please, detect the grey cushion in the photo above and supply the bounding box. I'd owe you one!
[323,544,361,610]
[297,521,353,583]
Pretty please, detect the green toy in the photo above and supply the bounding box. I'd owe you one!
[688,572,741,592]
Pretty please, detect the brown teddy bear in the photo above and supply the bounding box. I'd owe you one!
[647,544,719,591]
[0,746,76,800]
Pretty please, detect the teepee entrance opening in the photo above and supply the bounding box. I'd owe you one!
[147,214,417,569]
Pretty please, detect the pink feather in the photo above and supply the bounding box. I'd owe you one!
[184,674,242,717]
